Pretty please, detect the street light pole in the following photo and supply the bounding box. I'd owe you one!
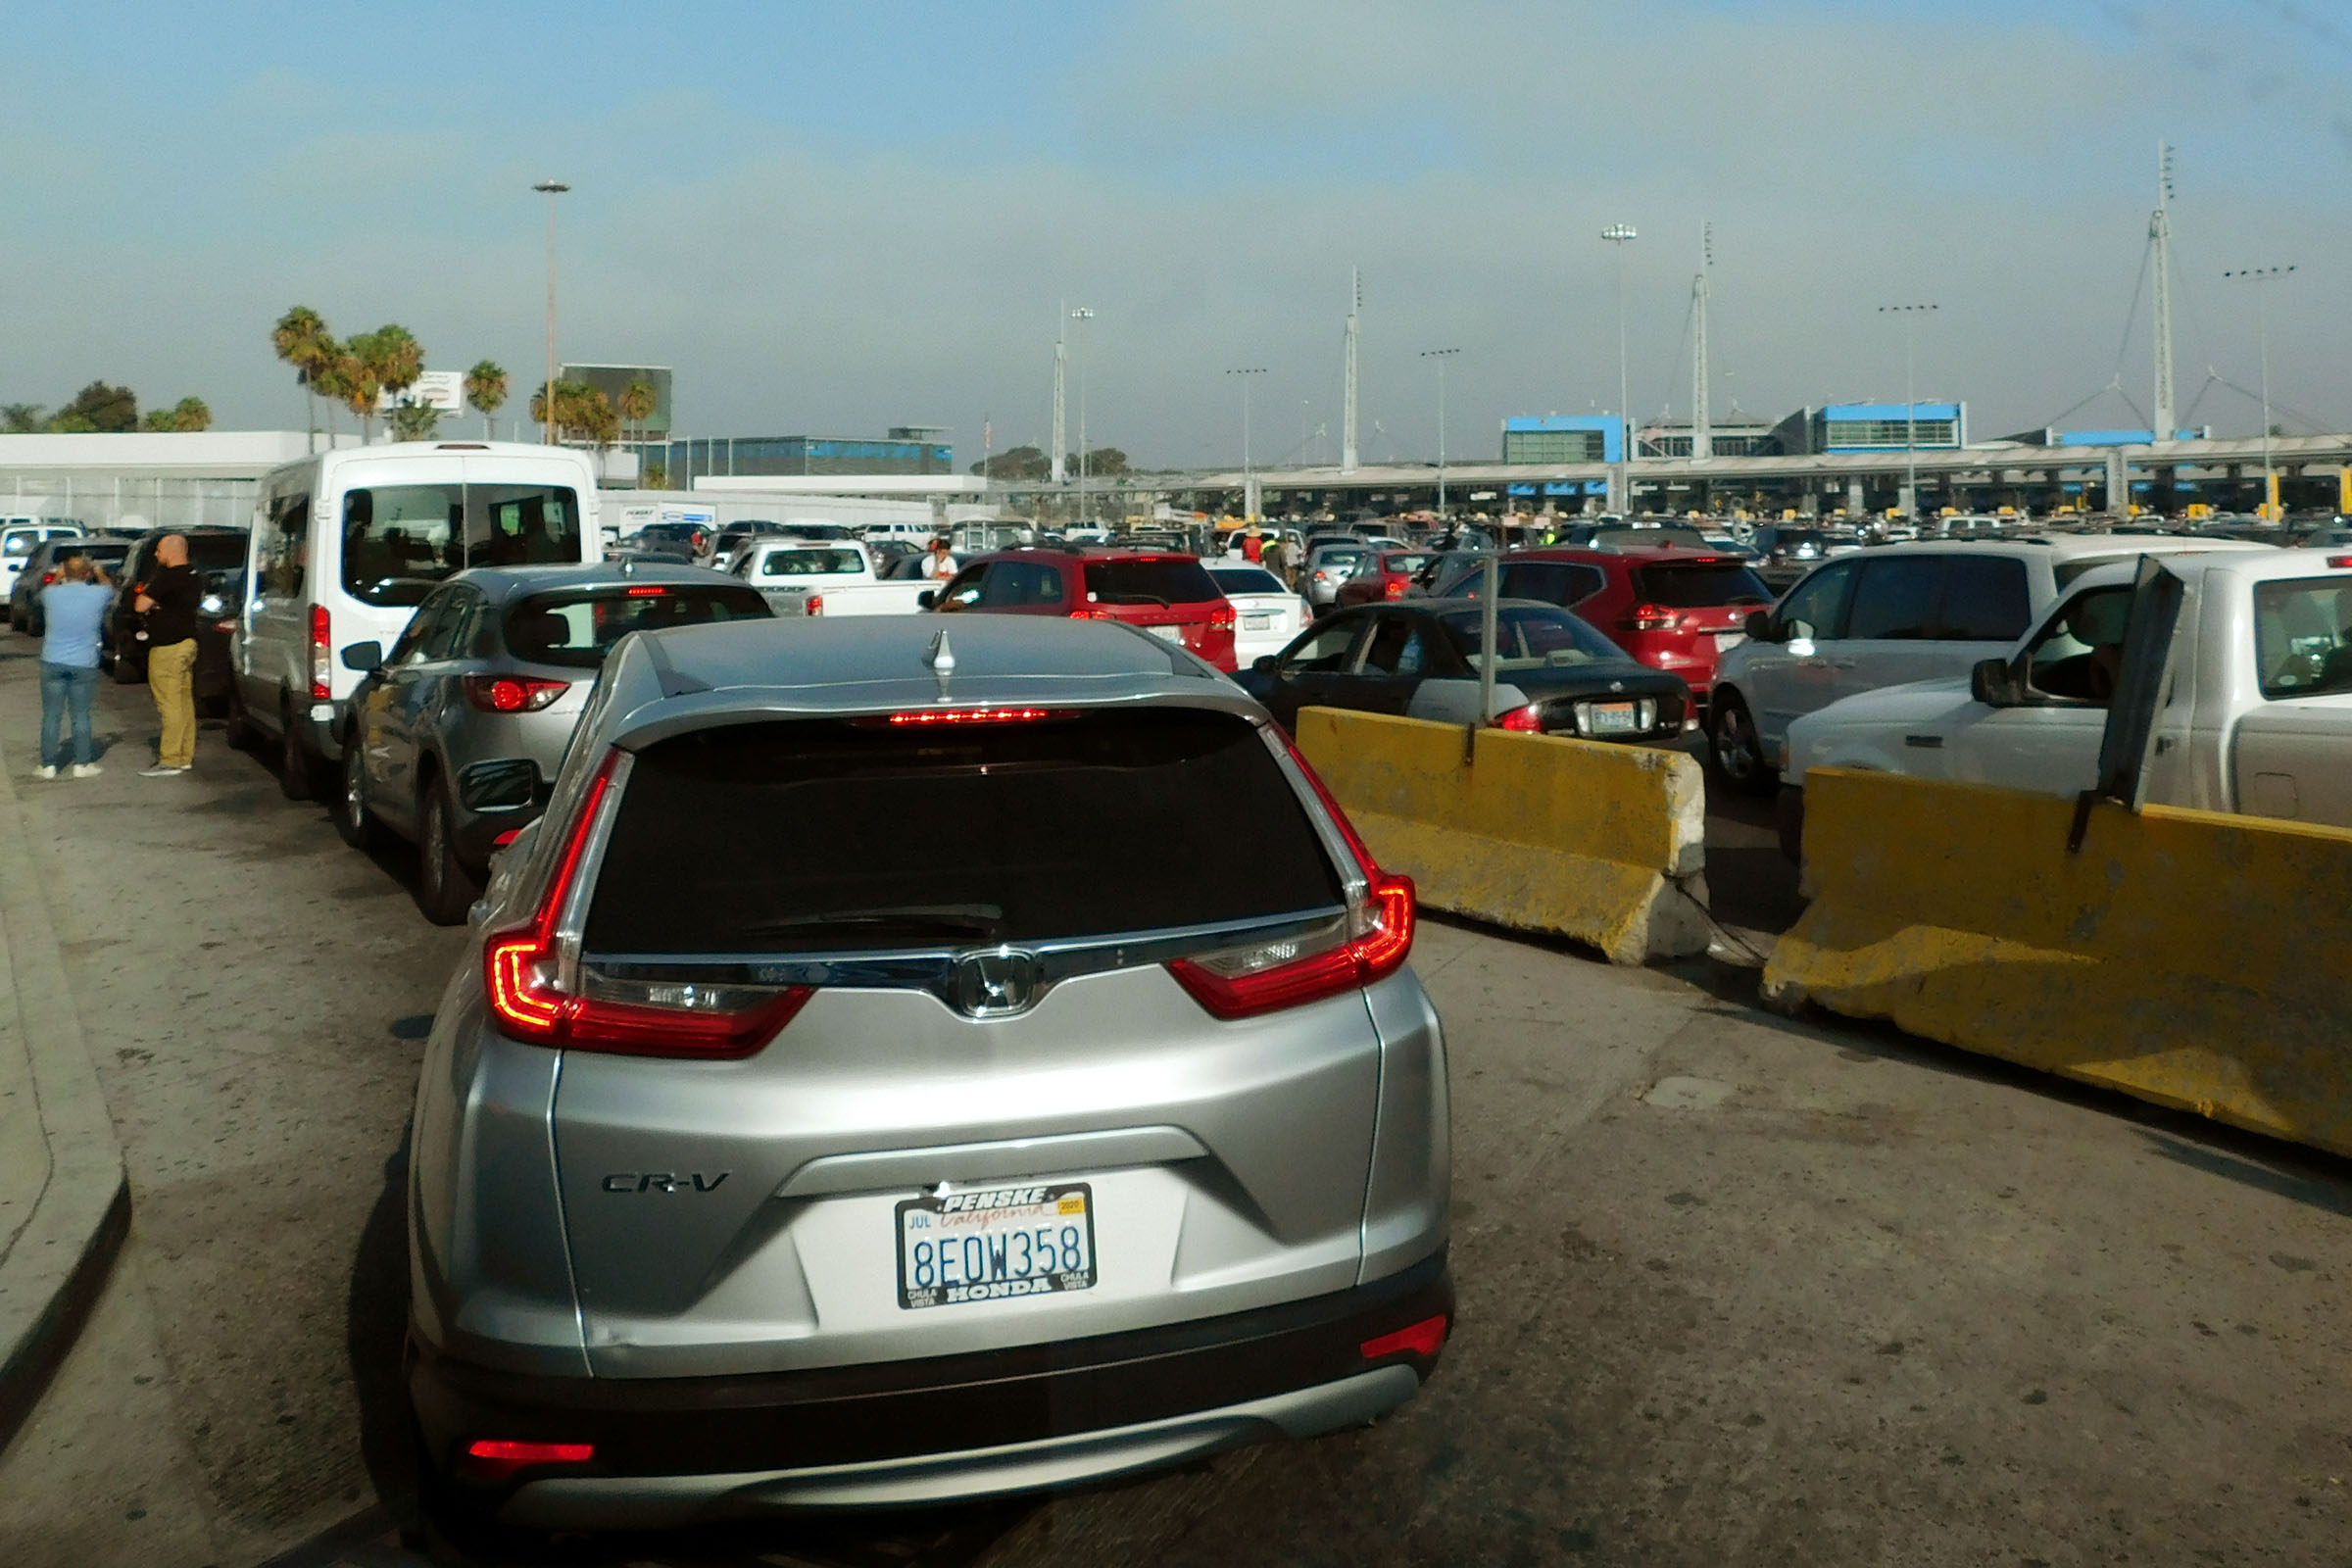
[1420,348,1460,519]
[1878,303,1938,518]
[1228,368,1267,520]
[1070,307,1095,524]
[532,180,570,446]
[2224,266,2296,519]
[1601,224,1637,512]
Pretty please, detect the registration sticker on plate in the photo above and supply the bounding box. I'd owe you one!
[1243,613,1272,630]
[1148,624,1184,644]
[1713,631,1745,653]
[1588,702,1641,735]
[896,1183,1097,1310]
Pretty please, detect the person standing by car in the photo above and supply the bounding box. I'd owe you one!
[133,533,201,777]
[920,537,957,580]
[35,554,110,780]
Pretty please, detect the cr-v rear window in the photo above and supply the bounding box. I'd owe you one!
[584,708,1343,954]
[507,583,768,667]
[1083,559,1220,608]
[1631,561,1774,608]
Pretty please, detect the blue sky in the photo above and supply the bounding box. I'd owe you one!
[3,1,2346,465]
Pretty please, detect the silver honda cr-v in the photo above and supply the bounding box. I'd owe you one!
[405,613,1452,1536]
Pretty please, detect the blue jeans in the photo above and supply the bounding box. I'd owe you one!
[39,662,98,768]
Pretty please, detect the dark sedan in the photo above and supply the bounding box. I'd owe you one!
[1235,599,1691,742]
[104,526,250,713]
[10,536,131,633]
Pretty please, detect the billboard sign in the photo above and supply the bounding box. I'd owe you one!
[378,369,466,413]
[562,365,674,436]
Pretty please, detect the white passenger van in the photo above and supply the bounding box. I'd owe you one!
[235,440,600,797]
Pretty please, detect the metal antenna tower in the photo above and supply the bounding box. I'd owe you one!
[1342,268,1362,473]
[1691,223,1713,462]
[2150,141,2178,442]
[1050,301,1068,485]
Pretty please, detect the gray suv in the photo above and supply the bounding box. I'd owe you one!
[406,614,1452,1539]
[338,563,769,922]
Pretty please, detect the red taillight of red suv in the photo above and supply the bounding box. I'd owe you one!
[1167,737,1414,1018]
[1208,604,1236,629]
[483,753,812,1056]
[1620,603,1677,632]
[1384,577,1408,601]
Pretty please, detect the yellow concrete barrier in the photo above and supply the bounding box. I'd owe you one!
[1764,768,2352,1158]
[1295,708,1708,964]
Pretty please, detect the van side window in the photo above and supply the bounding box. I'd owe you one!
[259,493,310,596]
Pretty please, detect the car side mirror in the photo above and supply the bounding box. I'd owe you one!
[1251,656,1279,674]
[916,589,937,610]
[1743,611,1777,642]
[1970,657,2027,707]
[340,640,383,673]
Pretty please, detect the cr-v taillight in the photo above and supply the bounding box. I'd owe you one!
[1166,737,1414,1019]
[482,752,811,1056]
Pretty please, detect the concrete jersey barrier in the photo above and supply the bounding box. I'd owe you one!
[1764,766,2352,1158]
[1294,707,1708,964]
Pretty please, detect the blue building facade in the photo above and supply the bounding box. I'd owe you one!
[1500,415,1625,466]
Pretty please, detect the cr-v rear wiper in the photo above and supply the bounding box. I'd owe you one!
[739,905,1007,940]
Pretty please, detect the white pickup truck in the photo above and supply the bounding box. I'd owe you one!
[1780,549,2352,848]
[732,538,932,618]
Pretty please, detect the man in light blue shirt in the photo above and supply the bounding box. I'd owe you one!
[38,553,112,779]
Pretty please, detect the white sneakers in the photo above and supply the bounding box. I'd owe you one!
[71,763,102,779]
[36,764,56,780]
[139,765,188,778]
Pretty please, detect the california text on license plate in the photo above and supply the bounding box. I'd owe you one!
[1148,624,1184,643]
[1590,702,1640,734]
[896,1183,1097,1310]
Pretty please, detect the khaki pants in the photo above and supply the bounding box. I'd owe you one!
[149,638,198,768]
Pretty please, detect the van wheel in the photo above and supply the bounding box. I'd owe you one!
[416,781,480,927]
[1706,692,1779,798]
[336,732,381,852]
[278,697,318,801]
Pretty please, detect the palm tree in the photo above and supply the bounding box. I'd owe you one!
[270,306,335,445]
[618,377,657,486]
[388,398,441,441]
[366,324,423,408]
[335,338,384,441]
[465,361,508,438]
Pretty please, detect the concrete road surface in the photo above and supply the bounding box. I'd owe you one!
[0,653,2344,1568]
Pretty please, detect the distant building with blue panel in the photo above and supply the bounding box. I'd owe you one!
[1500,416,1624,466]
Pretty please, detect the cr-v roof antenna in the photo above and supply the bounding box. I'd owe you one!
[925,628,956,693]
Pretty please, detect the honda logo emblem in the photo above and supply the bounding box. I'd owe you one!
[953,948,1043,1019]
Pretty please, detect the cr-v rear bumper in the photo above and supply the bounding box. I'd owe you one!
[411,1249,1451,1527]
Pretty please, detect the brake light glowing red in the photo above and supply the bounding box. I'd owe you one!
[1360,1313,1449,1361]
[464,674,568,713]
[309,604,331,700]
[1384,578,1407,600]
[875,707,1072,726]
[1208,604,1236,628]
[1494,705,1545,731]
[804,595,824,615]
[460,1439,595,1483]
[2329,555,2352,569]
[481,753,812,1056]
[1621,603,1676,632]
[624,584,667,597]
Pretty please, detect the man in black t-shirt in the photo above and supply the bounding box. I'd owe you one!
[134,534,202,776]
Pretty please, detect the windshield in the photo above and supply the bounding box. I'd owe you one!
[760,548,866,577]
[1439,607,1623,671]
[1084,558,1220,607]
[2254,576,2352,700]
[506,583,771,668]
[1632,562,1774,608]
[1210,567,1286,595]
[341,484,583,607]
[584,709,1344,956]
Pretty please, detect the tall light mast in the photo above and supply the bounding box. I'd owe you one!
[1342,267,1361,473]
[1050,301,1068,485]
[1691,223,1713,462]
[2151,141,2178,442]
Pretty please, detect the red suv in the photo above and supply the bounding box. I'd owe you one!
[926,547,1240,670]
[1434,547,1773,698]
[1335,550,1444,608]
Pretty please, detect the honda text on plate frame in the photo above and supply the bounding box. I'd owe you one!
[405,615,1452,1533]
